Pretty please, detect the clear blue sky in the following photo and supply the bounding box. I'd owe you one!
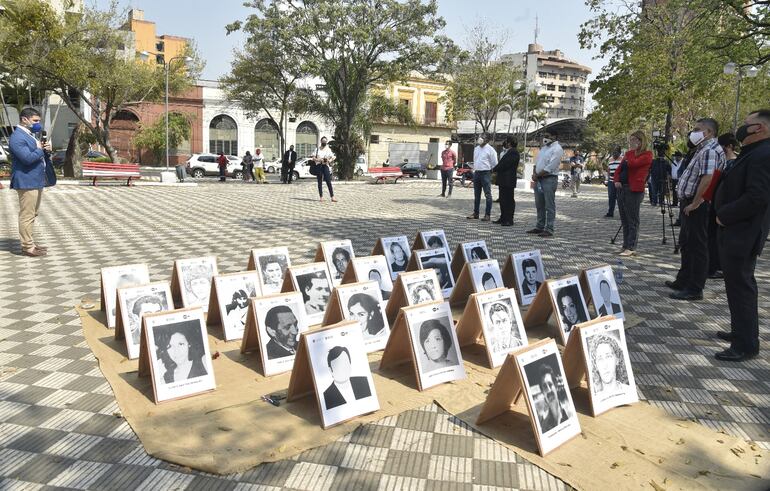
[94,0,603,81]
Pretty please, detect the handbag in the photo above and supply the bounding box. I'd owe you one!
[308,159,319,176]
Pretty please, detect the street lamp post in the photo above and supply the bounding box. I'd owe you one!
[514,79,541,163]
[724,62,758,133]
[164,56,194,171]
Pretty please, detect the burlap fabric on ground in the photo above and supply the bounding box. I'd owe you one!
[77,306,768,490]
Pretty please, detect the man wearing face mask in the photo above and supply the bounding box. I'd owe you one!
[439,140,456,198]
[9,108,54,257]
[666,118,725,301]
[712,110,770,361]
[467,134,497,221]
[527,131,563,238]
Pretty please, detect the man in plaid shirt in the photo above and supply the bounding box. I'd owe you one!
[667,118,725,300]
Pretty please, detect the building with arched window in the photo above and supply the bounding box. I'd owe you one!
[209,114,238,155]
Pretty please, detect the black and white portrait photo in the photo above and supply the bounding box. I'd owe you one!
[337,282,389,352]
[255,293,309,376]
[581,320,637,415]
[586,266,624,320]
[305,323,379,428]
[415,248,454,296]
[254,248,291,295]
[512,251,546,306]
[144,309,216,403]
[550,279,590,340]
[214,272,260,341]
[381,236,411,281]
[293,265,332,324]
[322,240,355,285]
[462,241,490,262]
[101,264,150,329]
[478,290,527,367]
[517,341,580,455]
[351,256,393,301]
[405,302,465,390]
[177,257,218,312]
[405,276,441,306]
[420,230,452,260]
[118,283,172,359]
[470,260,504,293]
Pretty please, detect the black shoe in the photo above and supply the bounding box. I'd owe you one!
[466,214,479,220]
[604,213,613,218]
[492,218,503,224]
[526,228,544,234]
[439,193,445,197]
[715,347,758,362]
[664,280,683,291]
[716,331,734,342]
[669,289,703,301]
[708,271,724,279]
[539,231,554,238]
[501,222,513,226]
[674,221,681,227]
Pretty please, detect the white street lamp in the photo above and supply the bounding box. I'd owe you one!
[724,62,759,133]
[514,79,541,163]
[165,56,194,170]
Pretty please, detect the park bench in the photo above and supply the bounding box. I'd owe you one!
[82,161,142,186]
[368,166,403,184]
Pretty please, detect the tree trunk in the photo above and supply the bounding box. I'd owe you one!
[664,96,674,143]
[63,122,83,178]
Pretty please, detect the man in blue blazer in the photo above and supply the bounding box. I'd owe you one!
[9,108,54,257]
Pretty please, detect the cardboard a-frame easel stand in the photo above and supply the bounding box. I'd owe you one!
[137,307,217,404]
[339,255,389,285]
[521,277,573,345]
[286,320,379,429]
[448,260,503,309]
[115,281,173,359]
[454,288,526,368]
[205,271,262,342]
[170,257,218,311]
[449,240,489,279]
[475,338,581,457]
[561,316,639,417]
[384,269,443,325]
[99,264,150,328]
[313,239,354,285]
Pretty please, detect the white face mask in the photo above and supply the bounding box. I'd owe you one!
[689,131,705,146]
[543,138,552,146]
[477,138,484,145]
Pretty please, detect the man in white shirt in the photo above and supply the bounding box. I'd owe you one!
[527,131,564,238]
[467,134,498,221]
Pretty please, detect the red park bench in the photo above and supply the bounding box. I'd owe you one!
[368,166,403,184]
[82,162,142,186]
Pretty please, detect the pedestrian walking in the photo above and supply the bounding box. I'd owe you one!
[314,136,336,202]
[253,149,267,183]
[666,118,724,300]
[9,107,55,257]
[282,145,297,184]
[614,131,653,257]
[242,151,255,181]
[712,109,770,361]
[605,147,622,217]
[439,140,456,197]
[569,152,583,197]
[217,152,228,182]
[527,131,563,238]
[466,134,497,222]
[492,135,519,226]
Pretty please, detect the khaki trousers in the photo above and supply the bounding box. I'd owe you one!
[17,188,43,251]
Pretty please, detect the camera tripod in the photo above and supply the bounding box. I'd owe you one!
[610,158,679,253]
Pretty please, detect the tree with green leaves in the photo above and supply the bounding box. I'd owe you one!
[133,113,193,165]
[228,0,452,180]
[0,0,201,166]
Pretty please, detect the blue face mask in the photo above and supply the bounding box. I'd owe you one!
[29,122,42,133]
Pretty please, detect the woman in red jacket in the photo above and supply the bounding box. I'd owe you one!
[614,130,653,256]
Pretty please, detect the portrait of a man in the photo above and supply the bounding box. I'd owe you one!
[368,268,392,300]
[331,247,352,280]
[323,346,372,410]
[264,305,299,359]
[297,270,331,316]
[534,363,570,433]
[128,294,166,346]
[587,332,630,397]
[259,254,288,292]
[181,262,215,307]
[596,279,622,316]
[418,250,453,290]
[485,300,521,354]
[520,258,542,296]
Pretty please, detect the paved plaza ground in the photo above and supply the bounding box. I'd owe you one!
[0,177,768,490]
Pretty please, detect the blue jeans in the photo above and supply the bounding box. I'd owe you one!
[534,175,557,233]
[607,182,616,215]
[473,170,492,216]
[441,169,454,195]
[316,164,334,197]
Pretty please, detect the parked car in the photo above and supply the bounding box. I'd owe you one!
[51,149,108,168]
[262,159,280,173]
[399,162,427,178]
[290,155,368,180]
[186,154,244,179]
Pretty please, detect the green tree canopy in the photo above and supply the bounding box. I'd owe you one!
[133,112,193,165]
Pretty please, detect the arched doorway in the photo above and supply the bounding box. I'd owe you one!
[254,118,280,161]
[110,110,140,162]
[295,121,318,158]
[209,114,238,155]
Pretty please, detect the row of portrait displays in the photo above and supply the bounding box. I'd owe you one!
[99,230,636,456]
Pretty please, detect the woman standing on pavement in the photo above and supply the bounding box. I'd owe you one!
[253,149,267,183]
[217,152,228,182]
[614,130,653,257]
[314,136,336,202]
[242,151,255,181]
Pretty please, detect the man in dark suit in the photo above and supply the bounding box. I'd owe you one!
[520,259,541,296]
[713,109,770,361]
[323,346,371,410]
[596,280,622,316]
[9,108,55,257]
[492,135,519,226]
[264,306,299,359]
[282,145,297,184]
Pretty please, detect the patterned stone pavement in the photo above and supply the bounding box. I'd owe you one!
[0,176,767,490]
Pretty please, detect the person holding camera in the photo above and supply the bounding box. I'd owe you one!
[9,108,54,257]
[605,148,622,218]
[666,118,725,300]
[613,131,653,257]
